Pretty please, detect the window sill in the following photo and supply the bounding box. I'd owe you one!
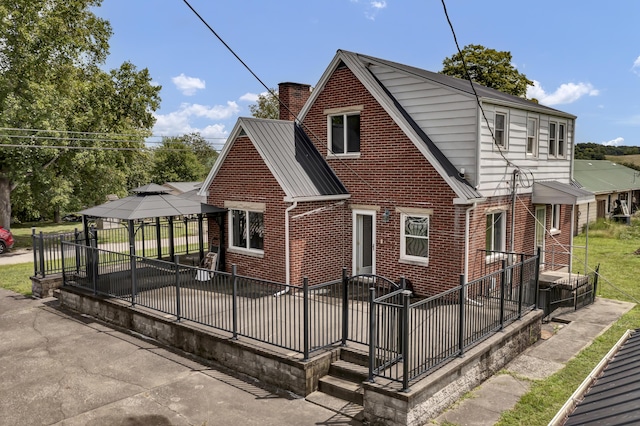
[399,257,429,267]
[227,247,264,258]
[550,229,561,236]
[327,153,360,160]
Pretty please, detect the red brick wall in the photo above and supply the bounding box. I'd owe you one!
[299,66,468,295]
[206,65,555,296]
[279,82,311,121]
[207,135,288,282]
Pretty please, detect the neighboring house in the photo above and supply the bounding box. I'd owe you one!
[200,50,593,296]
[574,160,640,231]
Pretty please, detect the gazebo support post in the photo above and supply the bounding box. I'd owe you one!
[128,219,137,306]
[198,214,204,263]
[168,216,175,263]
[156,217,162,260]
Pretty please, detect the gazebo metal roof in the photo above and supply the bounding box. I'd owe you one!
[80,183,225,220]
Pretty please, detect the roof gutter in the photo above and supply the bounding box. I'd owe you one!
[283,194,351,203]
[482,97,577,120]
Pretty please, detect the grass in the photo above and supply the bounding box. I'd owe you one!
[10,222,79,250]
[607,154,640,168]
[495,217,640,425]
[0,262,33,296]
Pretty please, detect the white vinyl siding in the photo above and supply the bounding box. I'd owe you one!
[370,65,478,186]
[478,106,574,196]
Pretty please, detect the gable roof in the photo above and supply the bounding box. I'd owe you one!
[200,118,349,202]
[298,50,494,203]
[574,160,640,194]
[553,329,640,425]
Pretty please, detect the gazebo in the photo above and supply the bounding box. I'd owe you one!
[79,183,226,267]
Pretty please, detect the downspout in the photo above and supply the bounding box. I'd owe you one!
[464,200,482,306]
[275,201,298,297]
[510,169,519,256]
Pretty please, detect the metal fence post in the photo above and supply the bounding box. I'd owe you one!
[499,259,506,330]
[184,217,189,255]
[39,231,45,278]
[341,267,348,346]
[31,228,37,277]
[74,228,80,274]
[517,253,524,319]
[232,264,238,340]
[458,274,466,356]
[368,286,376,382]
[91,239,98,295]
[534,247,541,310]
[303,277,310,361]
[175,255,181,321]
[61,241,66,285]
[401,290,411,392]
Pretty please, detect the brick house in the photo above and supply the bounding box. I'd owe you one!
[200,50,593,296]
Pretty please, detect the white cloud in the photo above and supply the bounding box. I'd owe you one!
[633,56,640,75]
[172,73,206,96]
[152,101,239,138]
[360,0,387,20]
[239,92,259,102]
[526,80,599,106]
[602,137,624,146]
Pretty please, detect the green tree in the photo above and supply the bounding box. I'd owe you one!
[441,44,533,97]
[151,137,206,184]
[249,89,279,119]
[181,133,219,171]
[0,0,160,226]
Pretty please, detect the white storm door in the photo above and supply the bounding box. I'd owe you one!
[353,210,375,275]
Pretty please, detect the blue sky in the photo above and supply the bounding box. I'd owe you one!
[97,1,640,149]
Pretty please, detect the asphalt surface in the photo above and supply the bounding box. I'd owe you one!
[0,288,359,426]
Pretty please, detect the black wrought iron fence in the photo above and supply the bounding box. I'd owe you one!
[368,253,540,391]
[33,217,207,277]
[539,264,599,318]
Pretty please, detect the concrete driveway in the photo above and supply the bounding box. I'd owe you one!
[0,288,358,426]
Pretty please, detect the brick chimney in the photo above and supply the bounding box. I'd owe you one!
[278,82,311,121]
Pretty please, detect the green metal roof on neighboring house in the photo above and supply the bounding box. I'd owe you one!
[573,160,640,194]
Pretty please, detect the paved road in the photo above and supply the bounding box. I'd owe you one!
[0,288,358,426]
[0,248,33,266]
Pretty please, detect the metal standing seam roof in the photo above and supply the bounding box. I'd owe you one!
[207,117,348,201]
[349,51,576,119]
[573,160,640,194]
[561,329,640,425]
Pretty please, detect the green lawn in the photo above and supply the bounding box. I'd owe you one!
[11,222,80,250]
[0,262,33,296]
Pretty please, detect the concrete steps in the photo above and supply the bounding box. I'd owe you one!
[307,347,370,421]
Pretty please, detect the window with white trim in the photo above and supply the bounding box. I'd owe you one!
[494,112,507,148]
[486,211,505,253]
[329,113,360,155]
[549,121,566,158]
[230,209,264,252]
[526,117,538,155]
[400,213,429,263]
[551,204,561,231]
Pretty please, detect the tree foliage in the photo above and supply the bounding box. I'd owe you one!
[574,143,640,160]
[248,89,279,119]
[0,0,161,225]
[151,134,216,184]
[441,44,533,97]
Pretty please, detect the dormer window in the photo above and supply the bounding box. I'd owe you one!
[526,117,538,156]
